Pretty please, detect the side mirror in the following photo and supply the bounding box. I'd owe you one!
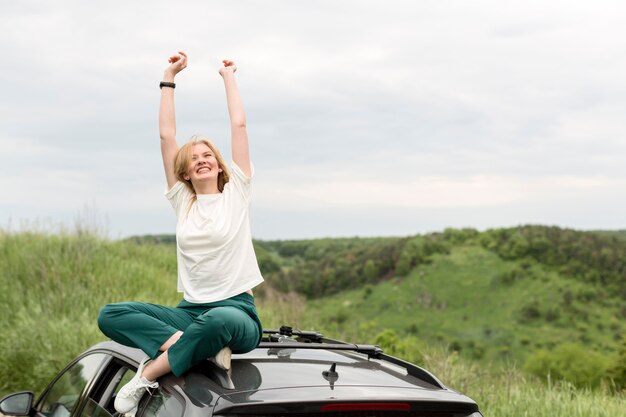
[0,391,34,416]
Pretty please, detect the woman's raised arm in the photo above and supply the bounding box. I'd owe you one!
[159,51,187,189]
[219,60,252,177]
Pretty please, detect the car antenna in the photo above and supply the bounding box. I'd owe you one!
[322,363,339,390]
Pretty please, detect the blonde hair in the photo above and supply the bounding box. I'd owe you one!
[174,136,230,210]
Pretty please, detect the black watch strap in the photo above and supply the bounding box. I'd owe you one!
[159,81,176,89]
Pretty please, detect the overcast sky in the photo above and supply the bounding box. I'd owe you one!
[1,0,625,240]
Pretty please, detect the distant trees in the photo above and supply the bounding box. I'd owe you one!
[477,225,626,296]
[396,236,450,276]
[259,235,453,298]
[260,237,408,297]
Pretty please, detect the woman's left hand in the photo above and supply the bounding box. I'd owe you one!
[219,60,237,77]
[165,51,188,78]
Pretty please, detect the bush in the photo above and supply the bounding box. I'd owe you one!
[395,251,412,276]
[499,232,531,259]
[375,329,399,348]
[362,284,374,300]
[363,259,379,281]
[518,302,542,323]
[442,228,479,244]
[492,266,530,286]
[524,343,610,388]
[374,329,424,366]
[395,236,450,277]
[449,340,462,352]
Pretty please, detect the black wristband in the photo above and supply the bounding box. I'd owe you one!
[159,81,176,89]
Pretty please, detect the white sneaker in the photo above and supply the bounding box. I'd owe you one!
[209,346,232,370]
[114,359,158,414]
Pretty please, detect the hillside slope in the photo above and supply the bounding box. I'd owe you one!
[303,244,624,364]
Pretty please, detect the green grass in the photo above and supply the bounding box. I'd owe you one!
[1,231,624,417]
[0,231,305,395]
[1,232,178,393]
[421,349,625,417]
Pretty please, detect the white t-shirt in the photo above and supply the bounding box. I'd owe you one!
[165,162,264,303]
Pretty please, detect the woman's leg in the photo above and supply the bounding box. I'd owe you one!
[166,306,260,376]
[103,302,193,414]
[159,331,183,351]
[97,302,192,359]
[140,331,183,381]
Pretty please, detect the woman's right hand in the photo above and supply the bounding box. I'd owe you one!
[164,51,188,78]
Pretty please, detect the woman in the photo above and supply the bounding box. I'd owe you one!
[97,51,264,415]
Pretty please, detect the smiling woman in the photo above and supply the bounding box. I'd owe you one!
[96,51,264,416]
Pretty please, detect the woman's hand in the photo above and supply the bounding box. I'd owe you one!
[219,59,237,77]
[164,51,188,78]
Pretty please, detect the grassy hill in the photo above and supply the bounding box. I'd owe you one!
[303,244,623,364]
[1,227,625,416]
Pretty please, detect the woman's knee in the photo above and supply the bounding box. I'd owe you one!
[97,302,135,334]
[97,304,113,335]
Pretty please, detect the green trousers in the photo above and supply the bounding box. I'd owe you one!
[97,293,262,376]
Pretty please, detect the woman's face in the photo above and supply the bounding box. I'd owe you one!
[184,143,222,184]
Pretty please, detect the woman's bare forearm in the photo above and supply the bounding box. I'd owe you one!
[220,60,251,176]
[159,71,177,141]
[159,52,187,188]
[222,72,246,128]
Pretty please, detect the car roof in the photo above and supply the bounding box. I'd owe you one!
[233,347,439,390]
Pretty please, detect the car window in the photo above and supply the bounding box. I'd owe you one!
[77,360,136,417]
[79,399,113,417]
[139,388,183,417]
[39,353,107,417]
[79,366,132,417]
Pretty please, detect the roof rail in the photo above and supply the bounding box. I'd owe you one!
[258,341,384,357]
[260,327,445,389]
[263,327,324,342]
